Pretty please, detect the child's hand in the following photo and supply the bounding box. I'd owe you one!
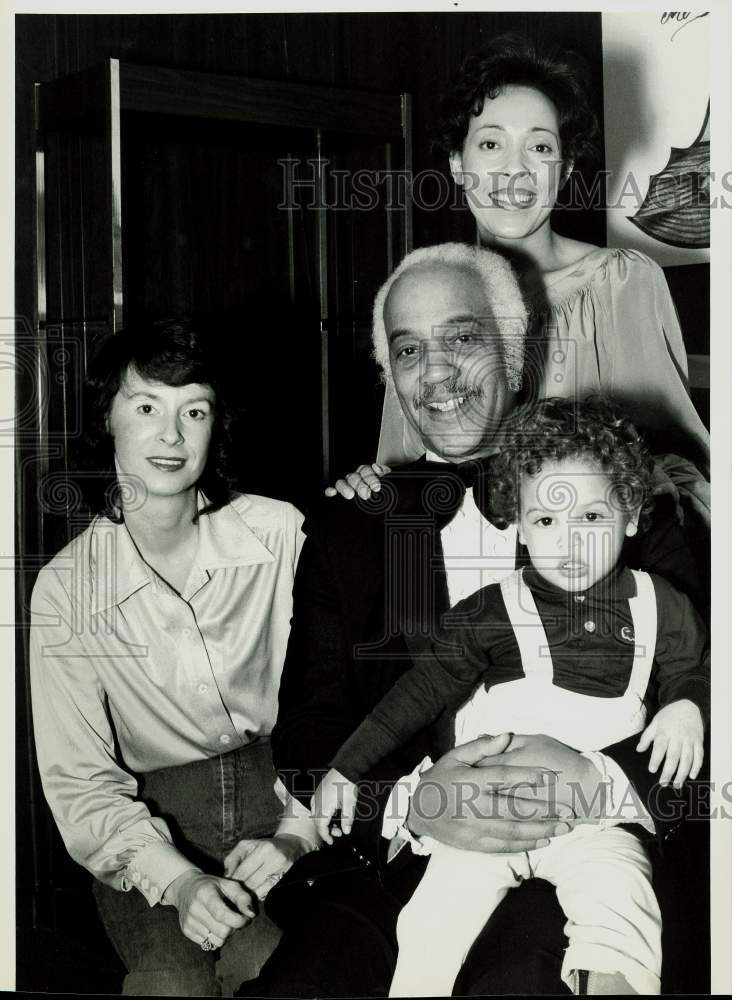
[311,768,358,845]
[636,699,704,788]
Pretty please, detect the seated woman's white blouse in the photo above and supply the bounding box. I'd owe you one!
[30,493,304,905]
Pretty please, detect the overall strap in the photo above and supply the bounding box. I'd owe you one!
[625,570,657,703]
[500,569,553,681]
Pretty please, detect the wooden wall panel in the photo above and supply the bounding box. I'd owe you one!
[17,12,608,336]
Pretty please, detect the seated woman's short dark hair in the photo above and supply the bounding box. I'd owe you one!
[434,32,600,168]
[75,318,238,522]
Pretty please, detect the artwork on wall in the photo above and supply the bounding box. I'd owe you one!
[602,10,710,265]
[629,100,709,249]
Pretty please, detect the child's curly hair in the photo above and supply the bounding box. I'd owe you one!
[489,397,655,530]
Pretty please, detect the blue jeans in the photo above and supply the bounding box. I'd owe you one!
[94,738,283,996]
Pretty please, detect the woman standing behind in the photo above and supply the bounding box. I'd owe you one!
[374,34,709,508]
[30,321,315,996]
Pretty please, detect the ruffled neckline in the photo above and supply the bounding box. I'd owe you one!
[524,247,644,318]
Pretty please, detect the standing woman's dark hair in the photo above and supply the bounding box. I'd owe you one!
[434,32,600,170]
[76,319,239,521]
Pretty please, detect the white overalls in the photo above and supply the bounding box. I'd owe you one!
[389,569,662,997]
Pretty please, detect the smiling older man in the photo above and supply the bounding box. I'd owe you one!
[372,243,525,464]
[240,243,702,998]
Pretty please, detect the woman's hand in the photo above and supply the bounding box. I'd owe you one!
[162,870,255,950]
[223,833,314,900]
[324,463,391,500]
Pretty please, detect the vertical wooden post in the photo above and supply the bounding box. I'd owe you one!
[401,92,413,256]
[316,128,330,483]
[108,60,124,332]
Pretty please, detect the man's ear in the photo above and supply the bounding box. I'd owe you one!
[449,151,465,186]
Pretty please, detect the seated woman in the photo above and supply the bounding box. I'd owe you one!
[353,33,709,523]
[29,320,315,996]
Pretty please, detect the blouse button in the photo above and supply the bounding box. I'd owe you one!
[182,627,192,639]
[198,683,208,694]
[220,734,232,745]
[584,620,596,633]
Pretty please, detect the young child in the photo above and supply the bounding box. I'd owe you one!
[312,397,708,997]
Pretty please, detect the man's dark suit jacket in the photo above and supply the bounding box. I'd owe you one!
[269,461,707,994]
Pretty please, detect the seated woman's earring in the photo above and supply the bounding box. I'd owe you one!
[507,373,523,394]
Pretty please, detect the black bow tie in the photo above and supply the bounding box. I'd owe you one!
[450,459,485,490]
[406,457,508,530]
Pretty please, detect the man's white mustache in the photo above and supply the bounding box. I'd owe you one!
[414,385,483,409]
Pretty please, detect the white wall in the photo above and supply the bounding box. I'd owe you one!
[602,9,709,265]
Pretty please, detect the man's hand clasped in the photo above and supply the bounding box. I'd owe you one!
[308,734,612,854]
[404,733,582,852]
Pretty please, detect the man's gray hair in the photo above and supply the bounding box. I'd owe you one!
[372,242,527,388]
